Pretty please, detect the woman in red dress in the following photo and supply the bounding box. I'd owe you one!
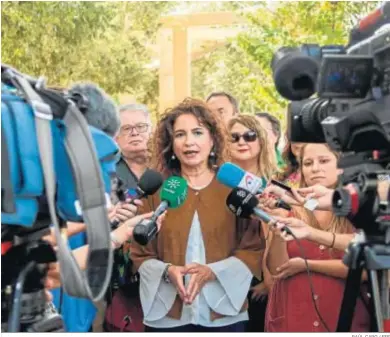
[263,143,371,332]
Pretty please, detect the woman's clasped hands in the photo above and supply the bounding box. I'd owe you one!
[166,263,216,305]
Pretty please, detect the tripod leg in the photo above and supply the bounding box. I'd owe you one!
[383,270,390,332]
[381,270,389,319]
[336,266,363,332]
[379,270,390,332]
[370,270,384,332]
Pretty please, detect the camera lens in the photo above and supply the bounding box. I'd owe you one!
[271,46,320,101]
[332,183,360,217]
[287,98,330,143]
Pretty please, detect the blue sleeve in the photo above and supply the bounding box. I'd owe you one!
[51,232,97,332]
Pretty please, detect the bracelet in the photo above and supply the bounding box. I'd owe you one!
[330,232,336,248]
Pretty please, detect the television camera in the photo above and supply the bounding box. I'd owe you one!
[271,2,390,332]
[1,65,119,332]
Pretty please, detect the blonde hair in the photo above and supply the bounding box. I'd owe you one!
[293,143,353,235]
[228,115,277,180]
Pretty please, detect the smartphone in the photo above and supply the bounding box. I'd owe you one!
[270,179,293,193]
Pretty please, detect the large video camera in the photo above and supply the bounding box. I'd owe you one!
[271,4,390,332]
[1,65,119,332]
[271,3,390,236]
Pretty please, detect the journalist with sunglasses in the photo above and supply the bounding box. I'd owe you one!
[227,115,278,332]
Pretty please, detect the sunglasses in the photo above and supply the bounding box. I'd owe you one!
[230,131,258,143]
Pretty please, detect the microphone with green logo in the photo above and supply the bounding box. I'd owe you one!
[133,176,188,245]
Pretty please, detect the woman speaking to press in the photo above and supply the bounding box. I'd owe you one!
[130,98,264,332]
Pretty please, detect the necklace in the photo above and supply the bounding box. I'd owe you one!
[184,174,214,194]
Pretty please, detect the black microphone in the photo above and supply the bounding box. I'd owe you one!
[273,196,292,211]
[68,82,120,137]
[110,169,163,229]
[226,187,275,224]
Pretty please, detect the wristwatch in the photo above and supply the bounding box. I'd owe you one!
[162,263,172,283]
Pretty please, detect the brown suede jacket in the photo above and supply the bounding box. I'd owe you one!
[130,177,265,321]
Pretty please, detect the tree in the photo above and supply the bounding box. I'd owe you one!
[2,1,381,123]
[1,2,115,83]
[192,41,270,114]
[192,1,380,125]
[236,1,380,116]
[1,1,176,116]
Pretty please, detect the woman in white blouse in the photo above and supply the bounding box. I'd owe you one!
[130,99,264,332]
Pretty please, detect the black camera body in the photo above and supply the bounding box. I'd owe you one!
[271,6,390,332]
[284,24,390,152]
[272,4,390,235]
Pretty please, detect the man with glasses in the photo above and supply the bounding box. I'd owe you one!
[101,103,153,333]
[115,103,152,190]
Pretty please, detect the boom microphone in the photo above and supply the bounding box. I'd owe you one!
[217,163,291,211]
[226,187,275,224]
[133,176,188,245]
[111,169,163,229]
[68,82,120,137]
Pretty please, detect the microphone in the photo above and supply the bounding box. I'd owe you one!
[68,82,120,137]
[226,187,275,224]
[111,169,163,229]
[133,176,188,245]
[217,162,291,211]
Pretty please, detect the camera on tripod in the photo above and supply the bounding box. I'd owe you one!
[270,3,390,332]
[271,3,390,234]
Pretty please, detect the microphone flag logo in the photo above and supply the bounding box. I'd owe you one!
[167,178,181,189]
[237,189,247,198]
[238,172,263,194]
[160,176,188,209]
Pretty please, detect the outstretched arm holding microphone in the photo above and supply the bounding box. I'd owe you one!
[42,200,142,246]
[46,210,166,290]
[270,216,356,251]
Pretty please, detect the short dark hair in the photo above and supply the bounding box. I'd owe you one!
[206,91,239,114]
[255,112,282,146]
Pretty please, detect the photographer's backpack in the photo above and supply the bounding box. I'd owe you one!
[1,64,118,303]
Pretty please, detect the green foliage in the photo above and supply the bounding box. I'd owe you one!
[1,1,175,114]
[193,1,380,126]
[1,1,382,124]
[191,41,281,115]
[238,1,380,114]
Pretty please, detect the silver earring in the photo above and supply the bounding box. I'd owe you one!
[209,151,215,157]
[171,154,176,160]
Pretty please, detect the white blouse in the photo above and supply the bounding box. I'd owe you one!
[138,211,252,328]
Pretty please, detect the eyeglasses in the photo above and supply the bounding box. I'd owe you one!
[119,123,149,135]
[230,131,258,143]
